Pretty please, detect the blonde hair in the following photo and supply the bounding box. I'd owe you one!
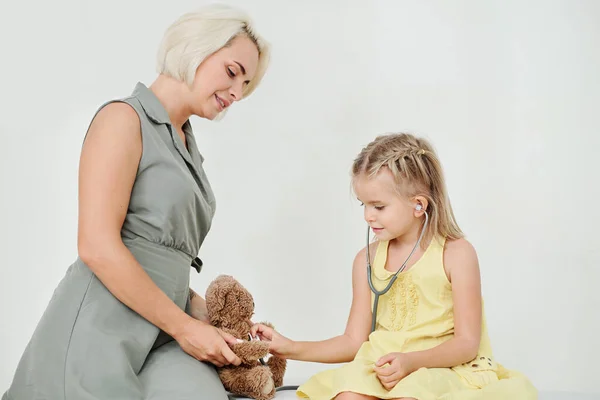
[352,132,463,247]
[156,4,271,98]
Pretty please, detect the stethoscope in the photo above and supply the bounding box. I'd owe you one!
[232,205,429,399]
[366,204,429,333]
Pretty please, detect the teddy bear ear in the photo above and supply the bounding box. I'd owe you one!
[205,275,238,317]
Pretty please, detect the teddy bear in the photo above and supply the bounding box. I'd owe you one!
[205,274,287,400]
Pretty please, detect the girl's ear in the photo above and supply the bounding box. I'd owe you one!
[413,196,428,216]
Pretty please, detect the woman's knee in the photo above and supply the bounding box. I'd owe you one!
[139,341,228,400]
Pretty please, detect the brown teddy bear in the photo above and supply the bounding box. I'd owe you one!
[205,275,287,400]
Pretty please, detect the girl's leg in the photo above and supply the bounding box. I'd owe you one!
[335,393,418,400]
[334,392,378,400]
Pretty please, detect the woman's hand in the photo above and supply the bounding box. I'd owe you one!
[250,323,295,358]
[373,352,416,390]
[174,318,242,367]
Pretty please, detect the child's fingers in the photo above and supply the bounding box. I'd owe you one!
[249,324,263,337]
[375,369,400,385]
[376,368,406,388]
[375,353,396,367]
[373,364,395,377]
[381,378,400,391]
[250,323,272,339]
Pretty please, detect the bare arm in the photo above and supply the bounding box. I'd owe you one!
[253,244,375,364]
[77,103,240,366]
[405,238,482,369]
[77,102,190,338]
[188,288,210,323]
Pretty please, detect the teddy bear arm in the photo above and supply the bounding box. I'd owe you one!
[231,340,270,364]
[219,327,241,339]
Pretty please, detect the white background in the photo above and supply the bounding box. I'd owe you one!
[1,0,599,396]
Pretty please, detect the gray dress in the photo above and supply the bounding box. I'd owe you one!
[3,82,229,400]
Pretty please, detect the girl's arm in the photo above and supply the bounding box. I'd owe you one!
[408,238,481,367]
[375,238,482,390]
[251,243,376,363]
[387,238,482,371]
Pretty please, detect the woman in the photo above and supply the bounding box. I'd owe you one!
[3,4,270,399]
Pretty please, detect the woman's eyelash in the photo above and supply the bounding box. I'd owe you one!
[227,67,235,77]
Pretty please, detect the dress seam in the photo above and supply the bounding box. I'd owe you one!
[62,271,94,400]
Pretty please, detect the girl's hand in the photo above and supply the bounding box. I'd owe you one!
[250,323,295,358]
[174,318,242,367]
[373,352,416,390]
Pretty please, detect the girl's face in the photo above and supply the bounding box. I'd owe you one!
[189,35,260,120]
[353,168,422,242]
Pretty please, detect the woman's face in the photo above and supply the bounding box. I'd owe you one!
[190,35,260,120]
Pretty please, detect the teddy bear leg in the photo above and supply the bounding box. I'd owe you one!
[267,355,287,388]
[219,365,276,400]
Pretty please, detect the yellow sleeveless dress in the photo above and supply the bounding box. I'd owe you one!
[296,236,538,399]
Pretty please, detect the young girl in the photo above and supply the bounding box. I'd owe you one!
[251,133,537,399]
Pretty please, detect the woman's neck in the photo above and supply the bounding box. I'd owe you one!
[149,75,192,134]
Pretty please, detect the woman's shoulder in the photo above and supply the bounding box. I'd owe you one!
[86,100,141,139]
[83,100,142,162]
[94,99,140,125]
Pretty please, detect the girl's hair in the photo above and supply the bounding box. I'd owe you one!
[352,132,464,246]
[156,4,271,99]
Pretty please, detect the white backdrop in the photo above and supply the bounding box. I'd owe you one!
[1,0,599,396]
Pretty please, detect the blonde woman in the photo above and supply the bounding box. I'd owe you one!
[3,4,270,400]
[252,133,538,399]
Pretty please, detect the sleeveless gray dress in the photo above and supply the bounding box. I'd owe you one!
[3,82,229,399]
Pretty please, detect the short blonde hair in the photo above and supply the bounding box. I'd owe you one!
[156,4,271,99]
[352,133,464,247]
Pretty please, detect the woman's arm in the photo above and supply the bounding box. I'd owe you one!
[188,288,210,323]
[78,102,190,338]
[251,244,375,363]
[77,103,240,367]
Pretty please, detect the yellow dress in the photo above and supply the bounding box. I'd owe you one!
[296,236,538,399]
